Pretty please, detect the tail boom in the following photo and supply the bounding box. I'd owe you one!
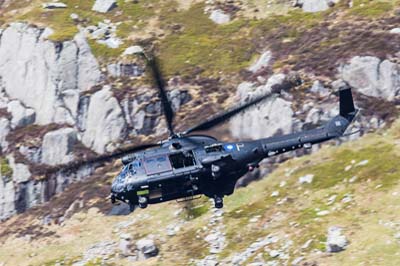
[260,87,358,158]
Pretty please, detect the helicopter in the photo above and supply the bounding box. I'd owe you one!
[104,53,359,210]
[42,52,358,211]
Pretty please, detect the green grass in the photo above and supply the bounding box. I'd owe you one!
[158,3,256,77]
[15,0,160,42]
[218,223,268,259]
[43,256,82,266]
[3,0,330,75]
[176,228,209,260]
[88,39,127,59]
[180,199,210,221]
[347,0,395,18]
[17,1,103,41]
[4,124,400,265]
[157,2,331,77]
[0,157,13,178]
[292,143,400,190]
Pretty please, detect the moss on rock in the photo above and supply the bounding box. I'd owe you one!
[0,157,12,178]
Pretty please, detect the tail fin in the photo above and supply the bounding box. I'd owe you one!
[324,87,358,137]
[339,87,356,117]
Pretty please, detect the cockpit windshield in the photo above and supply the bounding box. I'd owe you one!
[127,160,141,173]
[121,160,140,174]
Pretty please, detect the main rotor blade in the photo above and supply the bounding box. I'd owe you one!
[183,92,272,134]
[142,53,175,136]
[37,143,159,176]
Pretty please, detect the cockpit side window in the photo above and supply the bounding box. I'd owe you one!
[169,151,196,169]
[205,144,224,153]
[127,160,141,172]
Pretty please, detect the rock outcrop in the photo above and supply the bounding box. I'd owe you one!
[326,226,348,252]
[295,0,338,13]
[0,23,101,125]
[119,233,136,257]
[209,10,231,24]
[122,45,144,56]
[0,24,108,219]
[7,100,35,129]
[136,238,159,260]
[8,155,31,184]
[42,2,67,9]
[41,128,77,166]
[248,51,272,73]
[0,174,15,221]
[107,63,144,78]
[82,86,127,153]
[92,0,117,13]
[230,74,294,139]
[84,20,123,49]
[0,118,10,151]
[340,56,400,101]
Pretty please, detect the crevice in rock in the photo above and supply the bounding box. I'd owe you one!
[77,95,90,132]
[54,42,63,61]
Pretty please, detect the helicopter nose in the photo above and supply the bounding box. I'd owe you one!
[111,173,126,194]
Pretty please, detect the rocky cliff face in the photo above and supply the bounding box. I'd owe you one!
[1,1,400,266]
[0,22,191,220]
[1,18,399,220]
[0,23,101,125]
[0,23,104,220]
[340,56,400,101]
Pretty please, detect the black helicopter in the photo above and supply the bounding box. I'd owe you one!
[105,53,358,210]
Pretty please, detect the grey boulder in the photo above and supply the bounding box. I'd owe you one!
[390,28,400,34]
[136,238,158,259]
[7,155,31,184]
[230,74,294,139]
[122,45,144,56]
[209,9,230,24]
[310,80,330,97]
[7,100,35,128]
[42,2,67,9]
[248,51,272,73]
[107,63,144,77]
[340,56,400,101]
[119,233,135,257]
[0,118,10,152]
[295,0,337,13]
[92,0,117,13]
[0,174,16,221]
[326,226,348,252]
[82,86,126,154]
[41,128,77,166]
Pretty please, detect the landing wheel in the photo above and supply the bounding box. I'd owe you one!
[214,196,223,209]
[138,196,148,209]
[111,195,116,204]
[129,203,136,212]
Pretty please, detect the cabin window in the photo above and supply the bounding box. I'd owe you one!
[205,144,224,153]
[143,155,172,175]
[169,151,196,169]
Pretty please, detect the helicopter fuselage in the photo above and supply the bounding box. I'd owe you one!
[111,135,254,209]
[111,111,353,210]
